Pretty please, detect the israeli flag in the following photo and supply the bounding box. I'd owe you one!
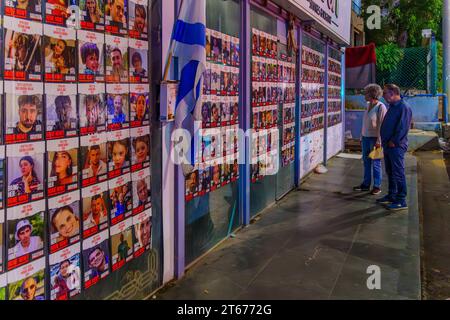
[172,0,206,165]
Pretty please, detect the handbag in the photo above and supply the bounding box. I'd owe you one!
[368,147,384,160]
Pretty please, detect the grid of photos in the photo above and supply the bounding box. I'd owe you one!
[327,48,342,128]
[185,28,240,202]
[0,3,152,300]
[250,28,285,182]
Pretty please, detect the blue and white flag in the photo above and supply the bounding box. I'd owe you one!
[172,0,206,165]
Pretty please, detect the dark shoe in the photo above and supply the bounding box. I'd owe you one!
[371,187,382,195]
[386,202,408,211]
[353,185,370,192]
[376,195,394,204]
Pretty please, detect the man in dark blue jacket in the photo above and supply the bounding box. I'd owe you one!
[377,84,412,210]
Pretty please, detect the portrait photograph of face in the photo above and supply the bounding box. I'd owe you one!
[106,44,128,82]
[8,269,45,301]
[46,95,77,137]
[49,202,80,247]
[131,135,150,166]
[129,1,148,38]
[8,154,44,200]
[133,215,151,252]
[109,181,132,220]
[185,170,198,198]
[7,212,44,262]
[5,0,43,20]
[80,94,107,133]
[82,192,109,235]
[211,32,222,63]
[132,175,151,209]
[129,48,148,82]
[108,138,130,172]
[130,93,149,123]
[111,226,133,268]
[6,94,43,142]
[82,237,110,287]
[81,143,108,183]
[50,251,81,300]
[203,67,211,94]
[47,149,78,190]
[80,0,105,30]
[4,29,42,80]
[105,0,128,34]
[107,93,129,127]
[44,36,76,78]
[79,41,104,78]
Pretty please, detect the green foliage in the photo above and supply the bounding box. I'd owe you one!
[376,43,403,72]
[0,287,5,300]
[437,41,443,92]
[362,0,443,47]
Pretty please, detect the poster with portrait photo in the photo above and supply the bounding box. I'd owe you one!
[78,30,105,83]
[108,173,132,225]
[105,35,129,83]
[6,142,45,208]
[82,181,109,238]
[209,95,221,128]
[210,30,222,63]
[49,243,81,300]
[82,229,110,288]
[47,138,79,197]
[252,28,259,56]
[5,81,43,144]
[129,38,148,83]
[107,129,131,178]
[110,217,133,271]
[206,28,212,61]
[130,84,150,127]
[185,169,198,202]
[48,191,80,253]
[0,171,4,273]
[201,95,211,128]
[80,0,105,31]
[105,0,128,36]
[7,257,45,300]
[129,0,148,39]
[79,83,107,135]
[231,36,240,67]
[131,168,151,215]
[132,209,151,258]
[45,83,77,140]
[130,126,150,172]
[106,83,130,130]
[3,17,42,81]
[210,63,220,96]
[43,25,76,82]
[6,200,45,271]
[222,33,231,65]
[4,0,43,21]
[44,0,76,26]
[80,132,108,187]
[210,160,222,191]
[220,65,230,96]
[198,163,210,196]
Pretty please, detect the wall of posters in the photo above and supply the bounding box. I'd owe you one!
[327,47,343,160]
[185,27,240,202]
[0,0,156,301]
[300,34,326,179]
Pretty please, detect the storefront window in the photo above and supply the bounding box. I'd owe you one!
[184,0,241,266]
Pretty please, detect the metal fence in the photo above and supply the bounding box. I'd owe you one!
[376,46,433,94]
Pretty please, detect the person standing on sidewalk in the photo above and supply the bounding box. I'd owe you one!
[353,84,387,195]
[377,84,412,210]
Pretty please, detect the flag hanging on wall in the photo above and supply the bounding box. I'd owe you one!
[345,43,377,89]
[172,0,206,166]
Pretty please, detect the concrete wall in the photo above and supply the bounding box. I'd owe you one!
[345,95,442,141]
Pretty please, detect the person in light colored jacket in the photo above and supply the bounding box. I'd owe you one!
[354,84,387,195]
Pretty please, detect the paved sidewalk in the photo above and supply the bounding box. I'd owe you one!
[156,155,421,300]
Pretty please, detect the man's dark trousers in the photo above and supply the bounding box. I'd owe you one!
[384,147,407,205]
